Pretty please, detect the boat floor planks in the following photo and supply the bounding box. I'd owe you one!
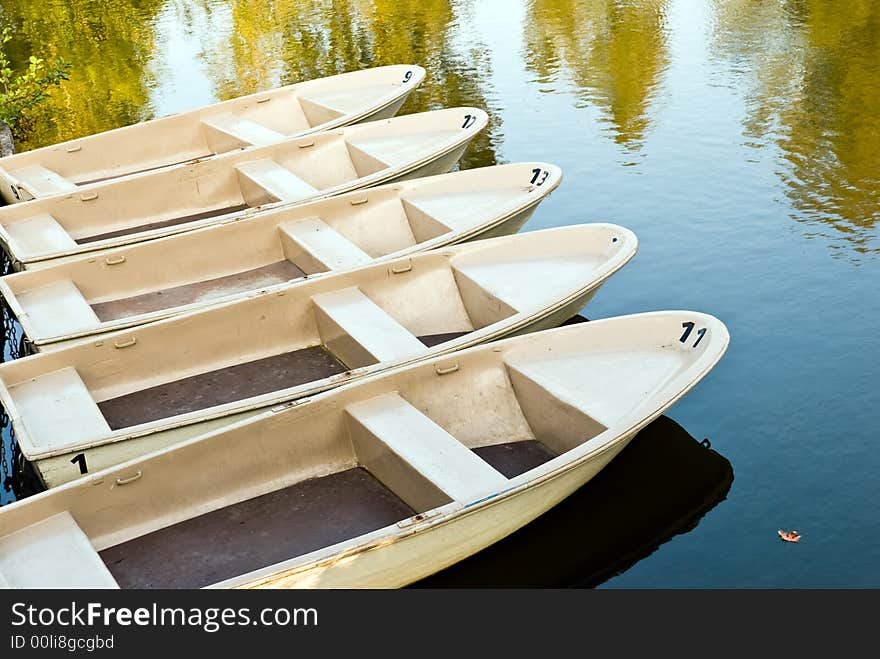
[97,332,475,429]
[75,204,251,244]
[416,331,471,347]
[100,467,415,589]
[472,440,558,479]
[98,346,348,430]
[92,261,306,321]
[98,441,557,588]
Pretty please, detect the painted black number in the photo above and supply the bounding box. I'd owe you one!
[530,168,550,186]
[679,321,694,343]
[462,114,476,129]
[403,70,412,83]
[680,322,707,347]
[71,453,88,474]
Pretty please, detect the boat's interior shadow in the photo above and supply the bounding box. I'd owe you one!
[411,414,734,588]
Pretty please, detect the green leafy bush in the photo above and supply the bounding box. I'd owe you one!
[0,27,70,137]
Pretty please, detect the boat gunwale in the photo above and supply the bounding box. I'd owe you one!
[0,101,484,267]
[6,162,563,347]
[3,222,636,461]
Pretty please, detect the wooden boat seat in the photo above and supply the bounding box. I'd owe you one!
[503,353,612,454]
[507,348,685,433]
[235,159,318,204]
[278,217,372,274]
[8,366,111,454]
[0,512,118,588]
[16,279,101,338]
[3,213,77,255]
[297,84,392,126]
[201,112,286,151]
[346,392,508,511]
[311,287,425,369]
[345,130,460,169]
[402,187,518,236]
[448,261,519,329]
[9,165,78,198]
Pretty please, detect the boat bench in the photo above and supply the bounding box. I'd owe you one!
[311,287,425,369]
[401,186,521,240]
[201,112,286,153]
[0,512,118,588]
[235,159,318,205]
[298,84,392,125]
[502,353,609,455]
[346,392,508,511]
[449,260,520,329]
[16,279,101,339]
[345,129,458,171]
[9,165,78,198]
[278,217,372,274]
[3,213,78,257]
[8,366,111,457]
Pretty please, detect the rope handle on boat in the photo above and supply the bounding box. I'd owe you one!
[80,191,99,201]
[391,261,412,274]
[115,470,142,485]
[105,254,126,265]
[113,336,137,349]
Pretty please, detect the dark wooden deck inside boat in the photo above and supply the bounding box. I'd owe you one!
[100,467,416,589]
[98,346,348,429]
[417,331,471,347]
[76,204,250,244]
[97,332,473,429]
[100,441,557,589]
[473,440,557,479]
[92,261,306,321]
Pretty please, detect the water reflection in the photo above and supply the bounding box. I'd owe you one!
[204,0,502,168]
[415,414,734,587]
[523,0,670,149]
[0,0,164,151]
[712,0,880,256]
[0,0,500,168]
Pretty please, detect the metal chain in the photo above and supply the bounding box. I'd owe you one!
[0,249,22,503]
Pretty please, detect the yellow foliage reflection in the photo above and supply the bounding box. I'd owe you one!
[713,0,880,254]
[201,0,500,168]
[523,0,670,149]
[1,0,164,150]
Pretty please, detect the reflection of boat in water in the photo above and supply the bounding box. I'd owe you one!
[413,414,734,588]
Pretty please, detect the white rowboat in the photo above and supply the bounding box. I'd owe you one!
[0,311,728,588]
[0,107,487,269]
[0,64,425,203]
[0,224,637,488]
[0,163,562,349]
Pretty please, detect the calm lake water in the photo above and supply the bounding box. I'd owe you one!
[0,0,878,587]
